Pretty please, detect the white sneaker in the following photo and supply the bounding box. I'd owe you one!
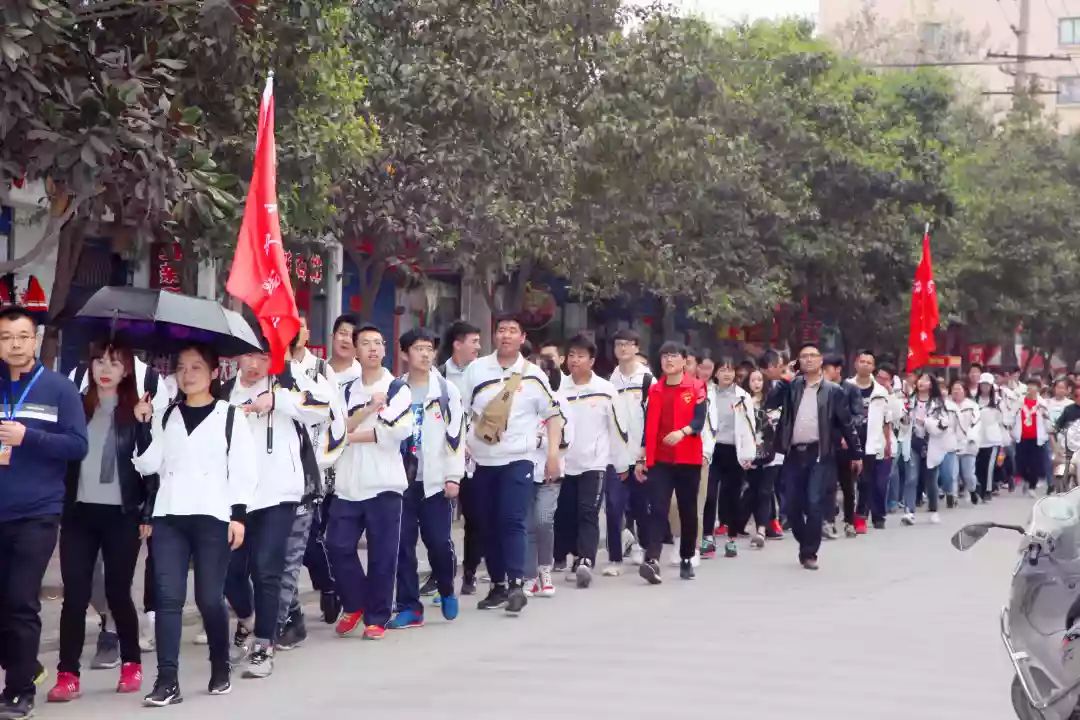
[1023,488,1034,498]
[901,513,916,526]
[538,566,556,598]
[602,564,621,577]
[621,528,636,558]
[193,626,208,645]
[628,545,644,566]
[930,512,941,524]
[139,611,156,652]
[523,578,538,597]
[668,550,682,568]
[690,551,701,568]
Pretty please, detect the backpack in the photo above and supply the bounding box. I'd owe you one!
[640,373,653,410]
[163,401,236,455]
[474,368,528,445]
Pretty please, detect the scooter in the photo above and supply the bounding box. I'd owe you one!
[953,489,1080,719]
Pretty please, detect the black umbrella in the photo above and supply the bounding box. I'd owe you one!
[73,287,263,357]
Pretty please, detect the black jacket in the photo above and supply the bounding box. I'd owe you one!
[774,376,862,461]
[65,411,156,523]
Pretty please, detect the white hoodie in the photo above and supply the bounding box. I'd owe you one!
[228,368,334,511]
[610,362,652,469]
[562,372,630,476]
[976,396,1007,448]
[730,389,760,466]
[339,367,415,502]
[846,378,894,459]
[403,368,466,498]
[945,397,981,456]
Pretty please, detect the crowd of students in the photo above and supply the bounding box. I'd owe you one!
[0,302,1067,719]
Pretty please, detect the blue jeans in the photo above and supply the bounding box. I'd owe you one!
[326,493,404,628]
[939,453,958,496]
[224,502,297,642]
[151,515,231,681]
[956,454,977,495]
[888,453,906,511]
[395,482,456,614]
[471,460,535,586]
[603,466,628,562]
[904,439,940,513]
[780,446,827,562]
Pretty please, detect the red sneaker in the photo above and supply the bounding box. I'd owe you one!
[853,517,868,535]
[336,611,364,637]
[362,625,386,641]
[47,672,80,703]
[117,662,142,693]
[766,519,784,539]
[714,525,728,537]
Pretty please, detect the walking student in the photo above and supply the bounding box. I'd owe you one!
[0,306,88,720]
[847,350,894,532]
[740,367,782,548]
[223,340,333,677]
[608,329,653,566]
[132,343,258,707]
[328,323,414,640]
[388,328,465,629]
[635,341,707,584]
[523,355,566,598]
[822,356,863,539]
[48,343,150,703]
[1013,377,1050,497]
[774,342,862,571]
[702,356,754,559]
[553,334,629,586]
[901,372,951,526]
[974,373,1006,501]
[946,379,982,504]
[462,313,564,614]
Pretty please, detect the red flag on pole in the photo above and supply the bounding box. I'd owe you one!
[226,74,298,374]
[906,223,940,372]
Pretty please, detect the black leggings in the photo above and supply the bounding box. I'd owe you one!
[976,446,999,497]
[744,465,779,530]
[58,504,142,675]
[705,444,744,538]
[646,463,701,562]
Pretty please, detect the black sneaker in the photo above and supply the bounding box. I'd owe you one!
[418,574,438,597]
[0,693,34,720]
[91,629,121,669]
[946,494,956,509]
[143,679,182,707]
[679,559,695,580]
[460,574,477,596]
[575,558,593,589]
[970,491,980,505]
[320,591,342,624]
[872,519,886,530]
[638,559,662,585]
[505,582,528,614]
[208,664,231,695]
[476,585,509,610]
[276,611,307,651]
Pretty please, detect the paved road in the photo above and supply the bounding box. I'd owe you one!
[27,495,1032,720]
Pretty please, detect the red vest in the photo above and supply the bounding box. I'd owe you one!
[644,375,706,467]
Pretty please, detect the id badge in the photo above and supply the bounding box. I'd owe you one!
[0,445,12,466]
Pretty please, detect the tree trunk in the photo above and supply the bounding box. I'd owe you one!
[346,247,387,321]
[40,220,86,369]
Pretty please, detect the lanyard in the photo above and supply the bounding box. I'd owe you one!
[4,366,44,421]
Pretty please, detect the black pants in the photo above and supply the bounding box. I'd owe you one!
[152,514,232,682]
[224,502,297,643]
[459,474,484,580]
[553,470,605,567]
[1017,438,1044,491]
[303,495,336,593]
[826,451,856,524]
[58,504,142,675]
[782,445,827,562]
[0,515,59,698]
[744,465,779,530]
[976,446,998,498]
[645,463,701,562]
[704,444,744,538]
[143,540,156,613]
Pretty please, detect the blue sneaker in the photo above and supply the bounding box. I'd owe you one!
[431,592,442,607]
[386,609,424,630]
[440,595,459,621]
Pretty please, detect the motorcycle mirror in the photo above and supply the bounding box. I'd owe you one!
[951,523,993,551]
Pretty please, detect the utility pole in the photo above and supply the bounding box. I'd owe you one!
[1014,0,1031,101]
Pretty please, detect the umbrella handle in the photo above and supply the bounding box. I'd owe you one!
[266,376,273,454]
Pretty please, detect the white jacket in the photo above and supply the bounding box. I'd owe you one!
[729,389,758,466]
[1011,396,1050,446]
[945,397,981,456]
[338,367,414,502]
[610,362,652,469]
[531,386,571,482]
[292,352,347,471]
[133,400,258,523]
[562,373,630,476]
[976,399,1007,448]
[702,383,717,463]
[923,400,954,469]
[404,368,466,498]
[227,370,333,511]
[999,385,1021,446]
[846,378,894,459]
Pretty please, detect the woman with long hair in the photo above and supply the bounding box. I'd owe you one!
[901,372,952,526]
[946,379,982,504]
[739,368,781,548]
[47,343,150,702]
[974,373,1006,501]
[132,343,258,707]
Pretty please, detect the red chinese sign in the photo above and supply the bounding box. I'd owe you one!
[151,243,183,293]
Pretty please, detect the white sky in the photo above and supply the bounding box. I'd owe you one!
[654,0,817,23]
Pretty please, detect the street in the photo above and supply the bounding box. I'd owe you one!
[29,495,1031,720]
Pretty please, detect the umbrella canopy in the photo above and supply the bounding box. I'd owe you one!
[73,287,263,357]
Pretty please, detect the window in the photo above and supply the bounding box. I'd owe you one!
[1060,18,1080,45]
[919,22,944,50]
[1059,76,1080,104]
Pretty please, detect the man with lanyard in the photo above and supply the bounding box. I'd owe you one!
[0,306,88,720]
[774,342,862,571]
[387,328,465,629]
[462,313,564,615]
[439,320,483,595]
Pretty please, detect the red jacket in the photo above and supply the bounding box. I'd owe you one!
[644,374,706,467]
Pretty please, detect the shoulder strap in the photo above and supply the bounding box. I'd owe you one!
[74,363,88,390]
[388,377,406,402]
[163,402,177,427]
[144,365,159,398]
[220,377,236,401]
[437,374,451,420]
[225,404,235,455]
[640,373,653,409]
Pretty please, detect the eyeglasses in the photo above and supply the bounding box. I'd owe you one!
[799,352,822,360]
[0,334,35,344]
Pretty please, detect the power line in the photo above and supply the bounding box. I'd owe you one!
[995,0,1019,32]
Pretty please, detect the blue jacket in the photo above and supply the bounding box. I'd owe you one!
[0,361,88,522]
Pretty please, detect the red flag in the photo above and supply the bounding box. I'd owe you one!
[906,224,940,372]
[226,75,298,374]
